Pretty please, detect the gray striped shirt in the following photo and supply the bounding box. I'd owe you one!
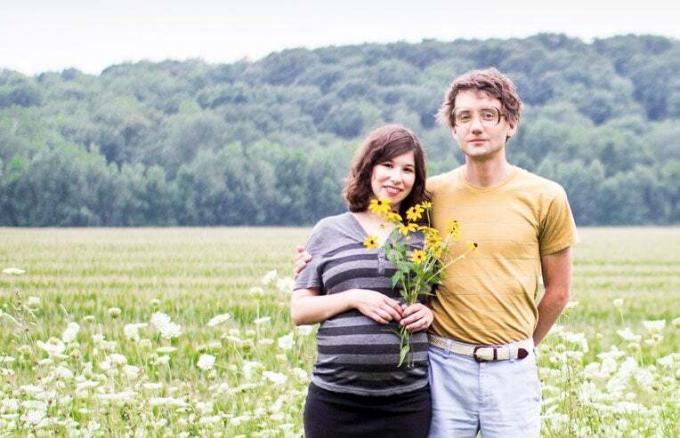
[294,212,429,396]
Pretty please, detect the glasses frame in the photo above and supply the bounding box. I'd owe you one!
[451,107,504,128]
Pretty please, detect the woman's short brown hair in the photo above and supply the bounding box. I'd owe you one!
[343,124,430,222]
[437,67,522,130]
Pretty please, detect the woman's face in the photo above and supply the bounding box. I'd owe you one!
[370,150,416,211]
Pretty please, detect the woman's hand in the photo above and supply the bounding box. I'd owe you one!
[349,289,403,324]
[400,303,433,332]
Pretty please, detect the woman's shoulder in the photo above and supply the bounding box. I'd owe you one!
[311,212,353,234]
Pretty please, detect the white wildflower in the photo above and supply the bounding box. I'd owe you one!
[292,367,309,381]
[108,353,128,365]
[276,276,294,294]
[613,298,624,308]
[52,366,74,380]
[296,325,315,336]
[22,410,45,425]
[123,323,148,341]
[277,334,294,350]
[565,300,579,309]
[207,313,232,327]
[197,354,216,371]
[248,286,264,296]
[0,355,15,364]
[253,316,271,325]
[148,397,187,408]
[108,307,122,318]
[2,267,25,275]
[61,322,80,343]
[151,312,182,339]
[97,391,136,402]
[26,296,41,307]
[261,270,277,285]
[122,365,140,380]
[36,339,66,358]
[258,338,274,346]
[616,327,641,342]
[263,371,288,386]
[199,415,222,426]
[156,346,177,354]
[642,319,666,333]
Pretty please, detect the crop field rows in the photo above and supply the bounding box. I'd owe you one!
[0,227,678,436]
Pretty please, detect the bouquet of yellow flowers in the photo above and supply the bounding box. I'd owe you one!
[365,198,477,367]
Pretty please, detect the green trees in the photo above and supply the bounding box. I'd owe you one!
[0,34,678,225]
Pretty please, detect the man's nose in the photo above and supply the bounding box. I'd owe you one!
[469,115,484,132]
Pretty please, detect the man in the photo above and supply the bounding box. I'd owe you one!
[296,68,577,437]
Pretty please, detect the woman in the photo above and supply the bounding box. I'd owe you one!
[291,124,433,438]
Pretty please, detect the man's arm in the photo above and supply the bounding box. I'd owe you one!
[533,246,572,346]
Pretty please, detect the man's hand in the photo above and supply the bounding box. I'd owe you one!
[400,303,434,332]
[293,245,312,277]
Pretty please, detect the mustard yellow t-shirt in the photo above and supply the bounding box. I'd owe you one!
[427,166,578,345]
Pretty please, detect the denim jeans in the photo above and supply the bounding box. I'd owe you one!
[427,339,541,438]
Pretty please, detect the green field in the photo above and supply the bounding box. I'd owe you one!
[0,227,678,436]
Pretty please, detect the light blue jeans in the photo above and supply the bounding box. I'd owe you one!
[427,340,541,438]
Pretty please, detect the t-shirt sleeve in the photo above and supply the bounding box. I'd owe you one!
[539,187,579,256]
[293,222,327,291]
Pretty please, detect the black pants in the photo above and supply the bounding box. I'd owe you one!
[304,383,431,438]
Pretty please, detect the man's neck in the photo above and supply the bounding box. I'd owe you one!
[463,157,512,188]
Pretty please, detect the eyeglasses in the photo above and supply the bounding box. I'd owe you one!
[451,107,503,127]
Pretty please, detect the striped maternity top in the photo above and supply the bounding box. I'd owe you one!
[293,212,429,396]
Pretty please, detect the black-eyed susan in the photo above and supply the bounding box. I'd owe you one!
[386,212,403,223]
[398,222,418,236]
[467,242,478,250]
[406,205,423,222]
[424,228,443,249]
[369,198,391,216]
[446,220,461,239]
[410,249,426,265]
[363,235,380,249]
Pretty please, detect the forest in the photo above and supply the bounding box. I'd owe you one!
[1,33,678,226]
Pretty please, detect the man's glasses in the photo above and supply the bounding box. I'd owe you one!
[451,107,503,127]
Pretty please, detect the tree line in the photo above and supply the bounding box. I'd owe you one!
[1,33,679,226]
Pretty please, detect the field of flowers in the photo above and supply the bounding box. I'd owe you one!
[0,227,678,437]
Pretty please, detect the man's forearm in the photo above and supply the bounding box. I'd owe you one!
[533,286,569,345]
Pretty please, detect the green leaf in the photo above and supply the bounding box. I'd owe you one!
[398,344,410,368]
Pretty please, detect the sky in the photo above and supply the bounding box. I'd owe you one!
[2,0,679,75]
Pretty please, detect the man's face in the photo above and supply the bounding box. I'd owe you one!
[450,89,516,161]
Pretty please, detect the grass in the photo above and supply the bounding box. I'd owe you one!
[0,227,678,436]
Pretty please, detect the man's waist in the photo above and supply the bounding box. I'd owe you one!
[428,334,534,362]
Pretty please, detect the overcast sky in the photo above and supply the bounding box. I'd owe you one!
[2,0,679,75]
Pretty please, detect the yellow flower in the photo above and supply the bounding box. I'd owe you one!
[410,250,426,265]
[398,223,418,236]
[386,212,403,223]
[424,227,441,245]
[363,235,380,249]
[467,242,478,250]
[446,220,460,239]
[421,201,432,209]
[406,205,424,222]
[369,198,392,216]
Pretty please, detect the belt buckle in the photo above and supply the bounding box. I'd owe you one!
[473,345,496,362]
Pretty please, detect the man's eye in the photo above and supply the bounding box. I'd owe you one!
[457,114,471,123]
[482,111,496,120]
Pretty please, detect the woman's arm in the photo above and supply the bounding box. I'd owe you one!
[290,288,403,326]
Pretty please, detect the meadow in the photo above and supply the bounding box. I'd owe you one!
[0,227,678,437]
